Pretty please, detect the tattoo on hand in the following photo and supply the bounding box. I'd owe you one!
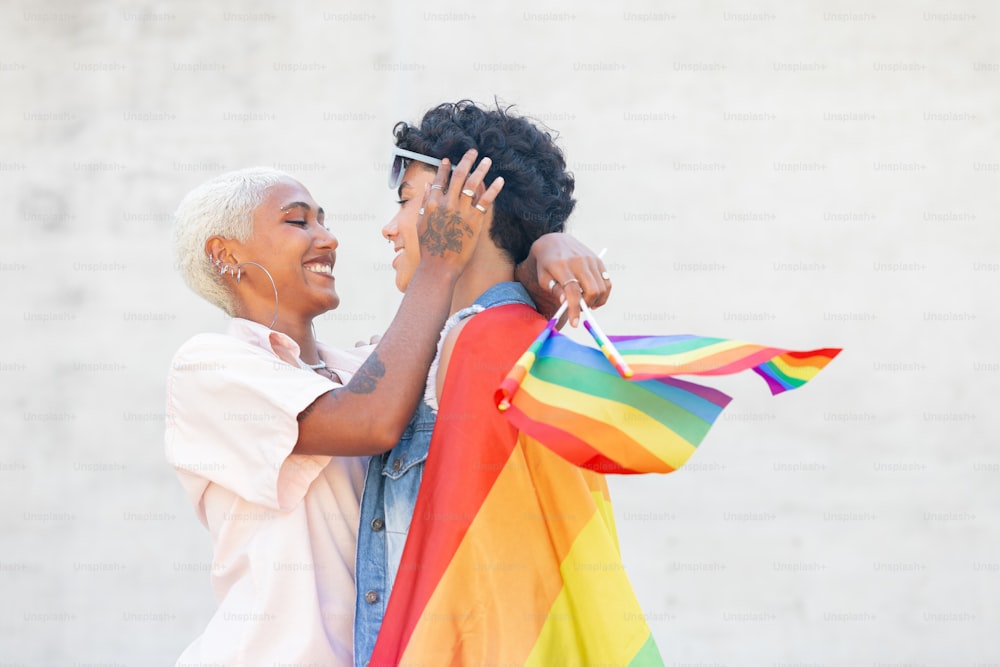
[348,352,385,394]
[420,208,472,258]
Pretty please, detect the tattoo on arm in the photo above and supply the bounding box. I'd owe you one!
[347,352,385,394]
[296,352,384,422]
[298,389,339,421]
[420,208,472,257]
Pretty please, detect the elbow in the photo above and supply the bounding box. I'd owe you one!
[366,411,415,454]
[366,423,405,455]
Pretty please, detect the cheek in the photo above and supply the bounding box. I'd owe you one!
[400,212,422,262]
[406,243,421,266]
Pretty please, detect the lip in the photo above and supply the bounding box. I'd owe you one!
[303,254,335,278]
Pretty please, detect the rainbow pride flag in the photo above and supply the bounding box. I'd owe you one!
[370,304,839,666]
[497,329,841,474]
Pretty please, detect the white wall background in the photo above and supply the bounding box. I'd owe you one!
[2,1,997,664]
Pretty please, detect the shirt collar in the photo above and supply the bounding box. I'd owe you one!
[225,317,368,380]
[226,317,305,368]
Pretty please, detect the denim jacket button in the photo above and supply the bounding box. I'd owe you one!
[365,590,379,604]
[392,458,402,472]
[371,517,384,532]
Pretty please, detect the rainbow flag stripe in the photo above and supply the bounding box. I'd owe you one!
[371,304,840,666]
[497,331,839,474]
[604,333,840,392]
[370,305,664,666]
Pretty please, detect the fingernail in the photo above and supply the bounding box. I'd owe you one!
[559,294,566,304]
[571,317,579,327]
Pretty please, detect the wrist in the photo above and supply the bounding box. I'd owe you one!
[513,257,530,284]
[412,259,462,286]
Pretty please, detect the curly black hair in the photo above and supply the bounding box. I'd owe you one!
[393,100,576,265]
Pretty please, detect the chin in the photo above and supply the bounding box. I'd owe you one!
[394,272,411,294]
[318,293,340,312]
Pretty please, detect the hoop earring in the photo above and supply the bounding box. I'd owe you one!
[236,261,279,330]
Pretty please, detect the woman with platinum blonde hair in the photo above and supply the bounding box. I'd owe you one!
[165,152,607,665]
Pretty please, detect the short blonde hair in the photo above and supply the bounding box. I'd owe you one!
[172,167,292,315]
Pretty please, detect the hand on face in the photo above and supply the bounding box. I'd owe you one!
[383,149,504,292]
[415,149,503,275]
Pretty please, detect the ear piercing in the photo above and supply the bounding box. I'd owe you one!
[208,252,237,278]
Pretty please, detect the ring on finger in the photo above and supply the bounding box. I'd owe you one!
[561,278,581,289]
[474,203,488,213]
[430,184,445,191]
[461,188,475,198]
[547,279,558,291]
[601,271,611,281]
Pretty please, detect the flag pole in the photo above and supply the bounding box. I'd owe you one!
[579,300,633,378]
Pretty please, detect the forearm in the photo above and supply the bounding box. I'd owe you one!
[295,148,501,456]
[514,251,537,289]
[294,264,458,456]
[515,252,556,316]
[518,232,612,323]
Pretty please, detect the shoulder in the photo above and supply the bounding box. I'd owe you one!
[172,331,249,358]
[446,303,543,356]
[438,318,473,374]
[436,304,544,400]
[169,332,275,370]
[435,317,473,402]
[166,332,285,404]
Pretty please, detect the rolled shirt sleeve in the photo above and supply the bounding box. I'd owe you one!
[165,333,339,513]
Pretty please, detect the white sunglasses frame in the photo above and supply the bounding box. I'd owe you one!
[388,147,455,189]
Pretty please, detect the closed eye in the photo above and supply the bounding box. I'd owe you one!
[286,220,308,227]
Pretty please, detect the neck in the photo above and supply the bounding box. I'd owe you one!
[274,318,321,363]
[450,245,514,315]
[234,303,321,364]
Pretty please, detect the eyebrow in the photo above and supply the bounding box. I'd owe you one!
[281,202,325,218]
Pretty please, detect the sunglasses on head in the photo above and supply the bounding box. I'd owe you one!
[388,147,455,190]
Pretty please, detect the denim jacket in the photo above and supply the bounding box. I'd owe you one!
[353,282,535,667]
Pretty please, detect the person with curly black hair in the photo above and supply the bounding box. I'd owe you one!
[382,100,609,325]
[394,100,577,266]
[359,100,671,667]
[353,100,613,664]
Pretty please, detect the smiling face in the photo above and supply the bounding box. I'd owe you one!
[216,178,340,323]
[382,162,437,292]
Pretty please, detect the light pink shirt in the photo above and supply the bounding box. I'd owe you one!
[165,318,371,666]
